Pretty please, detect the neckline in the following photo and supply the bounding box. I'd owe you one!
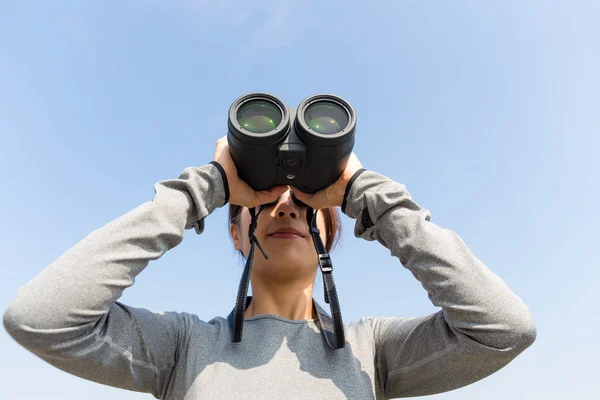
[227,295,340,350]
[244,314,319,324]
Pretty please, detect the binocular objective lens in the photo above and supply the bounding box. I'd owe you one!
[237,100,283,134]
[304,101,349,135]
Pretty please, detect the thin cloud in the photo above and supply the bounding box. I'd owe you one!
[240,0,296,55]
[178,0,299,55]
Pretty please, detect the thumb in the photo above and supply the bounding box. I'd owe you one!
[290,187,325,210]
[253,186,288,207]
[289,187,310,203]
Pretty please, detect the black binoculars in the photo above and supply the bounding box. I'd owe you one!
[227,93,357,194]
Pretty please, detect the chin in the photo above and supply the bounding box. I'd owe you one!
[262,252,316,272]
[268,252,307,266]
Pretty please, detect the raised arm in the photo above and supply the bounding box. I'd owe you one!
[342,170,537,398]
[3,163,227,398]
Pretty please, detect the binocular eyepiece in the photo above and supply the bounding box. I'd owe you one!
[227,93,356,194]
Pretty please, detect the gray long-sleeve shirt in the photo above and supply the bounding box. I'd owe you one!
[3,163,536,399]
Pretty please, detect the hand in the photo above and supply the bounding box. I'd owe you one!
[290,152,363,210]
[213,136,288,208]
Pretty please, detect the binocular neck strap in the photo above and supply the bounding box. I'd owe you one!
[232,206,267,343]
[231,205,345,350]
[306,207,345,350]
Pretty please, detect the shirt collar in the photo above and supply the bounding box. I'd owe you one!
[226,296,339,350]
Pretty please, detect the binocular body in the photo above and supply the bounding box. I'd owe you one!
[227,93,356,194]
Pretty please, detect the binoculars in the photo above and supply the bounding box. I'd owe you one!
[227,93,356,194]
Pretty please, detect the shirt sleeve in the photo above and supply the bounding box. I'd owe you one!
[3,163,228,398]
[342,170,537,398]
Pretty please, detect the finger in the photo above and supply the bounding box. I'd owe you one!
[215,136,227,150]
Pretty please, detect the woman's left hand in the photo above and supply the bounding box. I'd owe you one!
[290,152,363,210]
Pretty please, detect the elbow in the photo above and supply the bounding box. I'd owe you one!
[3,304,25,343]
[3,296,49,347]
[3,299,34,341]
[511,312,537,351]
[486,310,538,354]
[3,283,47,341]
[488,296,538,353]
[459,308,537,355]
[4,301,65,355]
[500,300,537,352]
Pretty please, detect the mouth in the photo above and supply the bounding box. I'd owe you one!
[268,228,304,239]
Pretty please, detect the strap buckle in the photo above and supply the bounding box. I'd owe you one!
[318,254,333,273]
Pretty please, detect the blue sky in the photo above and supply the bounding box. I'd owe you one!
[1,1,598,398]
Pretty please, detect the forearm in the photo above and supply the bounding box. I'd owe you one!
[343,170,536,349]
[4,163,226,337]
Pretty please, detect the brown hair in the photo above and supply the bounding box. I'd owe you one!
[228,204,342,253]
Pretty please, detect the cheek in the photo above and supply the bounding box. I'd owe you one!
[238,211,252,252]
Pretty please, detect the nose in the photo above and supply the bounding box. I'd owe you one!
[273,189,300,219]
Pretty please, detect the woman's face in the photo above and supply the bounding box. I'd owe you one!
[230,188,328,280]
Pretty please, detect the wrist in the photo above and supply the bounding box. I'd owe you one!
[341,168,366,214]
[209,161,230,205]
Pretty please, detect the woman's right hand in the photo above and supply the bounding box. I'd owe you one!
[213,136,288,208]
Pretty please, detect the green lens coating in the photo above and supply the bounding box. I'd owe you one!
[237,100,282,134]
[304,101,349,135]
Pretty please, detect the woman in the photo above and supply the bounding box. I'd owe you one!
[4,137,536,399]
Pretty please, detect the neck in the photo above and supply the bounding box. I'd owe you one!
[244,278,316,320]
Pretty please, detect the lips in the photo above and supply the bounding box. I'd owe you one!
[268,227,305,238]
